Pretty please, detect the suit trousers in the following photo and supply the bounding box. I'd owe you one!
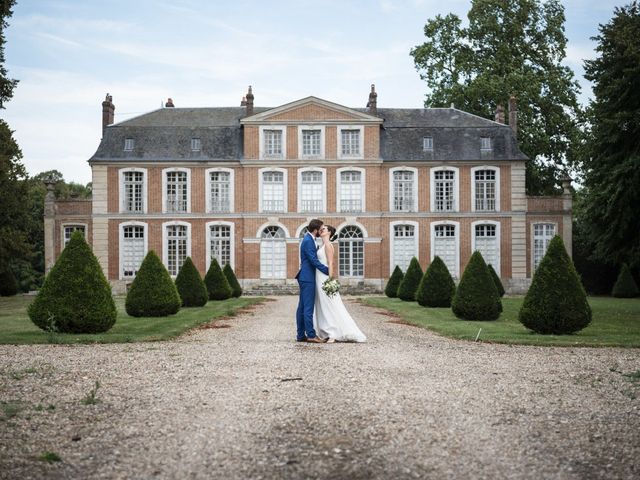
[296,280,317,340]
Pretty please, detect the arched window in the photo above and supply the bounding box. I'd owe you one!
[260,226,286,279]
[338,226,364,277]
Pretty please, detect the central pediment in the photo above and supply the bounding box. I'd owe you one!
[241,96,382,124]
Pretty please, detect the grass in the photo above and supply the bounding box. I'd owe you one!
[0,295,264,345]
[38,452,62,463]
[80,381,101,405]
[362,296,640,347]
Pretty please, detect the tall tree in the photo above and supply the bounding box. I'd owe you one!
[0,0,17,108]
[410,0,583,194]
[580,2,640,269]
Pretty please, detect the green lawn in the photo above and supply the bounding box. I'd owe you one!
[361,296,640,347]
[0,295,264,345]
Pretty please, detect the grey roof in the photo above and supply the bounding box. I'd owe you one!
[89,105,527,163]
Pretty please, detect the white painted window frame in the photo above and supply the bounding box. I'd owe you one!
[191,137,201,151]
[337,125,364,160]
[124,138,134,151]
[471,166,500,212]
[297,125,325,159]
[430,166,459,213]
[162,220,192,278]
[258,167,288,214]
[531,221,558,271]
[423,136,434,151]
[259,125,287,160]
[119,167,148,214]
[297,166,326,213]
[471,220,501,272]
[205,220,235,271]
[162,167,191,214]
[257,222,289,280]
[118,221,148,280]
[430,220,460,278]
[61,223,88,249]
[205,167,234,213]
[389,220,419,275]
[336,166,366,213]
[389,166,418,213]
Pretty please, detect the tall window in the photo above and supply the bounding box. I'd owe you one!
[434,170,456,211]
[300,170,323,213]
[475,170,497,211]
[166,225,188,276]
[434,224,457,277]
[123,171,144,213]
[262,171,285,212]
[264,129,283,158]
[474,224,498,269]
[341,129,360,157]
[121,225,145,278]
[63,225,85,247]
[392,170,415,212]
[302,129,321,157]
[166,171,188,213]
[533,223,555,270]
[209,171,231,213]
[260,226,286,279]
[339,170,363,212]
[339,226,364,277]
[392,224,416,272]
[209,225,231,268]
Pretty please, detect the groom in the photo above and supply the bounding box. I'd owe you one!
[295,219,330,343]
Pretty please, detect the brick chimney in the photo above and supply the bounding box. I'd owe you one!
[508,95,518,137]
[101,93,115,136]
[366,84,377,116]
[494,104,505,123]
[165,98,174,107]
[245,86,254,116]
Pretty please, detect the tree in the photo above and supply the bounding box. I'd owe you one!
[125,251,181,317]
[204,258,232,300]
[396,257,423,301]
[487,264,505,297]
[28,231,116,333]
[580,2,640,269]
[385,266,404,298]
[223,263,243,298]
[0,267,18,296]
[519,236,592,334]
[452,251,502,320]
[410,0,583,194]
[416,256,456,307]
[612,264,639,298]
[1,0,18,108]
[175,257,208,307]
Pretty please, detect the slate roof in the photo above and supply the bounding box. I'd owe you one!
[88,104,527,163]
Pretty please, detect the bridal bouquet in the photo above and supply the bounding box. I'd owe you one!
[322,278,341,298]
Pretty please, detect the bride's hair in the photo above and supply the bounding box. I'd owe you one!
[325,225,337,242]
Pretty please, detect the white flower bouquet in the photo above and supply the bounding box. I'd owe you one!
[322,277,341,298]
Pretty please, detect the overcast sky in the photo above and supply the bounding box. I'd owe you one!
[2,0,621,184]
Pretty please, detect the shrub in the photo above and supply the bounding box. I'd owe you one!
[416,256,455,307]
[28,231,116,333]
[487,264,505,297]
[396,257,423,301]
[223,264,243,298]
[612,263,639,298]
[204,258,232,300]
[452,251,501,320]
[0,268,18,296]
[175,257,208,307]
[125,251,181,317]
[384,266,404,298]
[519,235,592,334]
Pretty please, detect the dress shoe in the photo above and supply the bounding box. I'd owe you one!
[305,337,324,344]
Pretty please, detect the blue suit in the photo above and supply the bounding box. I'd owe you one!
[295,233,330,340]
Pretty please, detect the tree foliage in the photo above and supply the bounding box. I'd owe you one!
[204,259,232,300]
[175,257,208,307]
[0,267,18,296]
[580,2,640,269]
[1,0,18,108]
[223,263,242,298]
[410,0,582,194]
[416,256,456,307]
[385,265,404,298]
[487,263,505,297]
[397,257,423,301]
[452,251,502,320]
[125,251,181,317]
[612,263,639,298]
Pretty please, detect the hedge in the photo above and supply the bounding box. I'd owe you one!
[384,266,404,298]
[396,257,423,301]
[125,251,181,317]
[451,251,502,320]
[175,257,208,307]
[204,258,232,300]
[416,256,456,307]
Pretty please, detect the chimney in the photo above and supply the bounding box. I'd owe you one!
[245,86,254,116]
[494,104,505,124]
[165,97,174,107]
[240,96,247,107]
[508,95,518,137]
[101,93,115,136]
[366,84,378,116]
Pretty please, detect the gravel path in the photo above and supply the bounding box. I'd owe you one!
[1,296,639,479]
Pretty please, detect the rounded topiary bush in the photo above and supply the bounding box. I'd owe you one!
[204,258,232,300]
[452,251,502,320]
[487,264,505,297]
[612,263,639,298]
[416,256,456,307]
[28,231,116,333]
[125,250,181,317]
[519,235,592,334]
[385,266,404,298]
[223,263,242,298]
[0,268,19,296]
[175,257,208,307]
[396,257,423,301]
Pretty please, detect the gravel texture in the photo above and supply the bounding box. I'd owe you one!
[1,296,639,479]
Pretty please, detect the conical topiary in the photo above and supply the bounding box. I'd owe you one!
[223,263,242,298]
[612,263,639,298]
[204,258,232,300]
[175,257,208,307]
[0,268,18,296]
[519,235,592,334]
[396,257,423,301]
[385,266,404,298]
[452,251,502,320]
[28,231,116,333]
[416,256,456,307]
[487,264,505,297]
[125,250,181,317]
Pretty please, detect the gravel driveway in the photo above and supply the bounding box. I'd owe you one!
[1,296,639,479]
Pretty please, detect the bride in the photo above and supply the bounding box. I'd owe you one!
[313,225,367,343]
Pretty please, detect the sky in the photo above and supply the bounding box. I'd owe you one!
[2,0,623,185]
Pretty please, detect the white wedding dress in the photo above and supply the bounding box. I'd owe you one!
[313,244,367,343]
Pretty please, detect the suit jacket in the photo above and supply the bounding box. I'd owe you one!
[295,233,329,282]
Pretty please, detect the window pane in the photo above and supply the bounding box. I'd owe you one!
[481,137,492,150]
[392,170,414,211]
[434,170,455,211]
[302,130,321,156]
[260,227,286,278]
[210,171,230,212]
[434,225,457,277]
[339,226,364,277]
[123,171,144,212]
[264,130,282,157]
[166,225,188,276]
[474,224,498,269]
[210,225,231,267]
[166,171,188,213]
[122,225,145,278]
[191,138,201,151]
[423,136,433,150]
[262,171,285,212]
[341,129,360,156]
[533,223,555,270]
[475,170,496,211]
[300,170,323,213]
[63,225,85,247]
[340,171,362,212]
[124,138,134,151]
[393,225,415,272]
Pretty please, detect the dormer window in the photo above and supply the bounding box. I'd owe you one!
[191,137,201,151]
[423,136,433,151]
[124,138,134,151]
[480,137,492,151]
